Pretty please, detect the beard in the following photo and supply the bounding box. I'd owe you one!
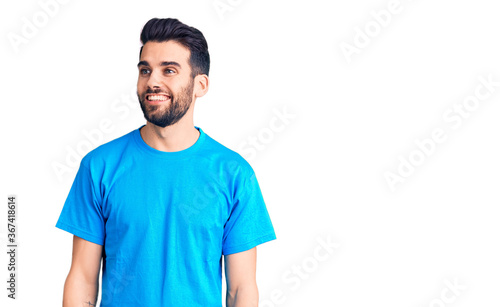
[137,78,194,128]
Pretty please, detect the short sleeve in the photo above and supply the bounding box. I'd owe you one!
[222,171,276,255]
[55,161,105,245]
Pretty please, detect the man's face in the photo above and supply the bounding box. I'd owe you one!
[137,41,195,128]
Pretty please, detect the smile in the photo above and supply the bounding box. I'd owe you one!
[146,94,171,102]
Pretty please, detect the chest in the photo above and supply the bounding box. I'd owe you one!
[101,164,232,251]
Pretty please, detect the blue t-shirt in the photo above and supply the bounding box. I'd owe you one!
[55,125,276,306]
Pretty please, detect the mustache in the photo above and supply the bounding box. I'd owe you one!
[145,88,171,95]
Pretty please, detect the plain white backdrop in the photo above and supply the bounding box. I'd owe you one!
[1,0,500,306]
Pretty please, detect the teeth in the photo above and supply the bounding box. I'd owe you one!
[148,95,169,101]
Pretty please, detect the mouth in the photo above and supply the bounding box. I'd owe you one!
[145,94,171,105]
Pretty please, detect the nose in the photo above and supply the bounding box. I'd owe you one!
[146,70,162,89]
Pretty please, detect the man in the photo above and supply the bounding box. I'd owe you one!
[55,18,276,306]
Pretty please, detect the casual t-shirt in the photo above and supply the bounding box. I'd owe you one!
[55,125,276,306]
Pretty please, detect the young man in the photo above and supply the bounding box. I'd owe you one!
[55,18,276,306]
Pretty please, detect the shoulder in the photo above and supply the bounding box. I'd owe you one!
[201,131,255,178]
[80,128,136,170]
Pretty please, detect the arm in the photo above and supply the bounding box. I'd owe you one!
[62,235,103,307]
[224,247,259,307]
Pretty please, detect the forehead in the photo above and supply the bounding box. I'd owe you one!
[140,40,190,65]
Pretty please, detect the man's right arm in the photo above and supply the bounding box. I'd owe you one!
[62,235,103,307]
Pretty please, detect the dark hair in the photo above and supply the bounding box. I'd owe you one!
[139,18,210,78]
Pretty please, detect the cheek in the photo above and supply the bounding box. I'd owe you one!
[137,80,148,92]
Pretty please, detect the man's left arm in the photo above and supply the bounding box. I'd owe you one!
[224,247,259,307]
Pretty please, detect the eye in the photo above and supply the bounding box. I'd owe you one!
[165,69,175,74]
[140,68,150,75]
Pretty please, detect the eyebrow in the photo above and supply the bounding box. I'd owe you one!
[137,60,182,68]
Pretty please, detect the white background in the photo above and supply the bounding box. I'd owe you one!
[1,0,500,306]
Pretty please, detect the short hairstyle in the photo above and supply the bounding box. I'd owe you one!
[139,18,210,78]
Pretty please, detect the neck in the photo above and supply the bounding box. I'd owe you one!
[140,115,200,152]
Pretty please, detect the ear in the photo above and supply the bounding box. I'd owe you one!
[193,74,209,98]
